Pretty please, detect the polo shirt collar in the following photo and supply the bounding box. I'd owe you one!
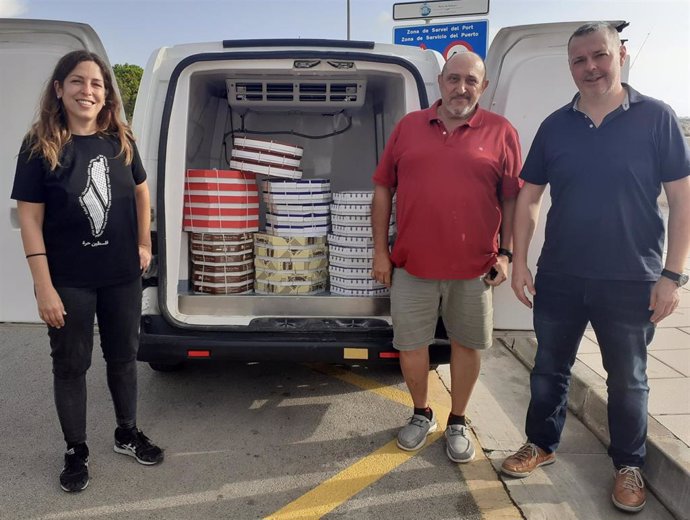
[569,83,639,113]
[428,99,484,128]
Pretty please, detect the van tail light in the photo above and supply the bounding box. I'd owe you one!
[187,350,211,358]
[379,351,400,359]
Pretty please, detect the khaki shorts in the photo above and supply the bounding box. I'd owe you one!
[390,268,493,351]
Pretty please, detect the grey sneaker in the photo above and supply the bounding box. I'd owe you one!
[397,411,437,451]
[445,424,476,463]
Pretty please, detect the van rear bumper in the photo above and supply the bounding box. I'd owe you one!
[137,315,451,366]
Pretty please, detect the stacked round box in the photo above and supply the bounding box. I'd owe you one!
[230,136,304,180]
[258,179,331,294]
[183,169,259,295]
[328,191,395,297]
[189,233,254,294]
[253,233,328,295]
[183,169,259,233]
[263,179,332,237]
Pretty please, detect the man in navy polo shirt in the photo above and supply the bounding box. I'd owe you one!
[371,52,522,464]
[502,22,690,513]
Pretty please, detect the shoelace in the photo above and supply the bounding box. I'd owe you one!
[514,442,538,461]
[130,429,154,449]
[409,415,431,428]
[447,424,468,436]
[618,466,644,491]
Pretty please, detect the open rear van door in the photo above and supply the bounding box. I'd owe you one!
[481,21,628,330]
[0,19,113,323]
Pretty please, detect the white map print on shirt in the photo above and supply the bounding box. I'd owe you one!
[79,155,111,238]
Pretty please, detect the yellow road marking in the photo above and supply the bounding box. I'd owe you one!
[267,364,521,520]
[311,364,416,409]
[264,436,441,520]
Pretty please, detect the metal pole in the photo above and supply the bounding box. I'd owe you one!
[346,0,351,40]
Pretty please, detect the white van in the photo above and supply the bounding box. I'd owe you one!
[1,19,112,324]
[1,18,627,369]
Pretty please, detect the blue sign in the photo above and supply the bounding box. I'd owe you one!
[393,20,488,60]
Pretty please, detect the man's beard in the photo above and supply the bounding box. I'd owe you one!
[447,101,475,119]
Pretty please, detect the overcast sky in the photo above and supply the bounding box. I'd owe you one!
[2,0,688,115]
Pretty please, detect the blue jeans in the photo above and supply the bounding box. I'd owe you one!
[48,278,142,445]
[525,271,655,468]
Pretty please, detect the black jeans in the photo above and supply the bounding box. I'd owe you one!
[48,278,142,445]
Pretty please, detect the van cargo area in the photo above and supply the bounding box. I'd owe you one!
[138,43,450,366]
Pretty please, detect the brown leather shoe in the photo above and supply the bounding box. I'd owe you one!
[612,466,646,513]
[501,442,556,478]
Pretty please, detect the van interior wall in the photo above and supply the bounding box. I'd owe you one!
[177,71,406,297]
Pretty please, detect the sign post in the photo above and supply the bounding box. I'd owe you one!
[393,0,490,20]
[393,20,488,60]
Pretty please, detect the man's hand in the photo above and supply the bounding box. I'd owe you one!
[484,255,510,287]
[649,277,680,323]
[511,262,536,308]
[371,251,393,287]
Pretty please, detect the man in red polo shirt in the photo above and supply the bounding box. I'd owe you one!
[371,51,522,462]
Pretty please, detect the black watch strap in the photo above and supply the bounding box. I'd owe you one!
[661,269,688,287]
[498,248,513,263]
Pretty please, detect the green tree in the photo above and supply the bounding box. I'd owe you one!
[113,63,143,122]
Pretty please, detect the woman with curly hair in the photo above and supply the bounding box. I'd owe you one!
[11,50,163,493]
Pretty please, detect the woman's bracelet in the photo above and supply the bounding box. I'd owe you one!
[25,252,47,259]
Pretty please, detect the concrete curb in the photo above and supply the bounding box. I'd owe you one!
[496,334,690,520]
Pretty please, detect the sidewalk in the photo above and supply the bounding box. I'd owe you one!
[495,245,690,519]
[440,344,677,520]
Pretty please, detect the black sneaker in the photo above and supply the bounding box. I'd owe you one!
[60,444,89,492]
[114,427,164,465]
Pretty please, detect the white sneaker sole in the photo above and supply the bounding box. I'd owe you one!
[60,478,89,493]
[113,444,160,465]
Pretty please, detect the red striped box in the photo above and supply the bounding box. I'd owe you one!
[183,218,260,232]
[184,194,260,204]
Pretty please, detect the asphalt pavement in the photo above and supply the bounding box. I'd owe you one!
[0,323,679,519]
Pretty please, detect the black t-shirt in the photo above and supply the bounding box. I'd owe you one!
[11,133,147,288]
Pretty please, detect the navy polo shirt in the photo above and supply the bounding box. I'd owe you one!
[521,84,690,281]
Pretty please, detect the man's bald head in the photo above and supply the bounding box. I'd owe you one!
[441,51,486,82]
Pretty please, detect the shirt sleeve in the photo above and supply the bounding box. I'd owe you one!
[372,122,401,188]
[656,105,690,183]
[500,123,524,199]
[10,137,47,203]
[519,121,549,186]
[130,141,147,185]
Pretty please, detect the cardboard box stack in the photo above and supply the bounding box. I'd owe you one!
[183,169,260,294]
[252,173,331,295]
[230,136,304,179]
[253,233,329,295]
[189,233,254,294]
[328,191,395,296]
[263,179,331,237]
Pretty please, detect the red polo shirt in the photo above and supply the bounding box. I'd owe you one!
[372,100,522,279]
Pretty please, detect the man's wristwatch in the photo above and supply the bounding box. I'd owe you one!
[660,269,689,287]
[498,248,513,263]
